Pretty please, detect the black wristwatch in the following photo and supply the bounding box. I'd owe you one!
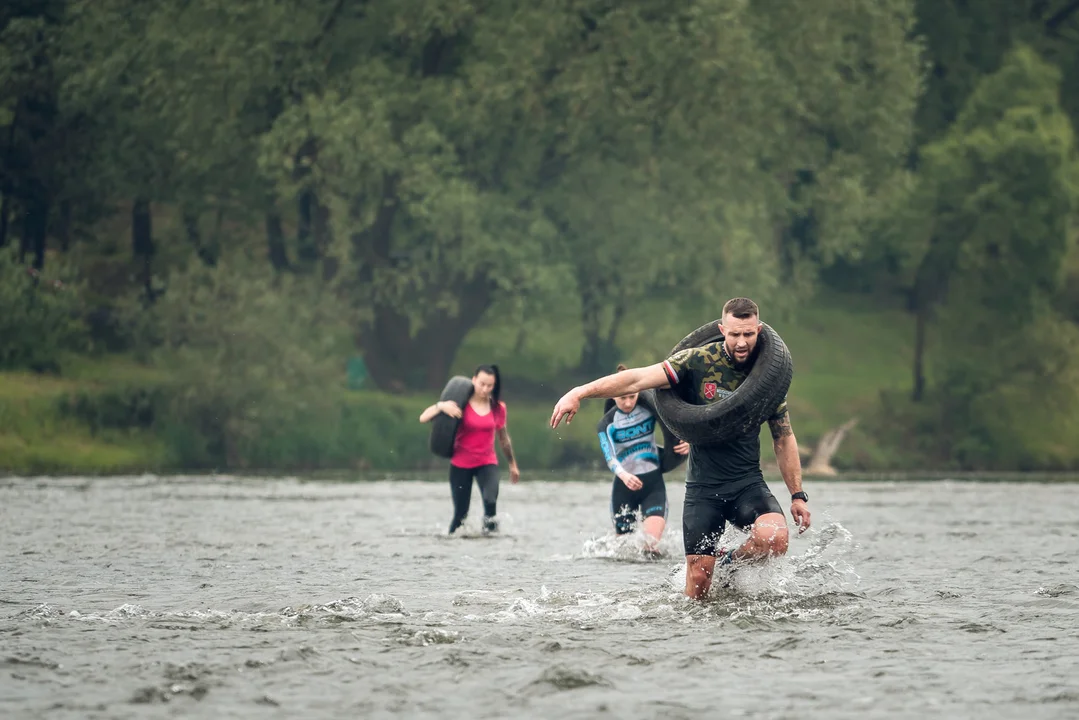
[791,491,808,502]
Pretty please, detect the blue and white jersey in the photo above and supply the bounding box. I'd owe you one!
[596,404,661,477]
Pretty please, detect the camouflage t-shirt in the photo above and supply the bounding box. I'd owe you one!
[662,341,787,488]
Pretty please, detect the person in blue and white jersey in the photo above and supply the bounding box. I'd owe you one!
[596,364,690,549]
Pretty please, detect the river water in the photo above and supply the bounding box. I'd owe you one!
[1,473,1077,719]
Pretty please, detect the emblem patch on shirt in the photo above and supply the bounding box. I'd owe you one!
[703,382,718,400]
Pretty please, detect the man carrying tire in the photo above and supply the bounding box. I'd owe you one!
[549,298,810,599]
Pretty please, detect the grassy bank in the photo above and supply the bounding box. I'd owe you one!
[1,292,917,475]
[0,363,609,475]
[0,364,169,475]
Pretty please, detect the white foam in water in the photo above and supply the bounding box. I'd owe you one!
[18,593,415,630]
[472,520,865,627]
[438,511,519,539]
[578,515,683,562]
[661,520,859,596]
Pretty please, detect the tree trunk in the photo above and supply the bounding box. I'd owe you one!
[0,191,9,249]
[1046,0,1079,32]
[132,197,154,300]
[297,189,332,270]
[291,135,319,268]
[314,197,331,260]
[184,208,216,266]
[20,190,49,269]
[912,301,928,402]
[57,199,71,252]
[265,210,290,271]
[362,275,496,392]
[183,210,200,256]
[30,200,47,270]
[805,418,859,476]
[418,277,495,390]
[297,188,315,264]
[210,206,225,258]
[578,278,601,372]
[605,299,625,349]
[18,211,30,261]
[577,271,619,374]
[0,104,18,249]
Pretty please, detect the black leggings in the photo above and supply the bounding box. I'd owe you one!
[448,464,500,532]
[610,469,668,535]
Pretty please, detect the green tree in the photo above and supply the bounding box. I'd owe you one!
[143,252,349,467]
[37,0,923,394]
[884,45,1079,466]
[913,0,1079,144]
[255,0,924,384]
[0,1,79,267]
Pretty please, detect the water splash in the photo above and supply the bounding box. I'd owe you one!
[480,521,864,627]
[578,517,682,562]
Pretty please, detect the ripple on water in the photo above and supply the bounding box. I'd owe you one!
[528,666,613,693]
[6,593,413,633]
[5,476,1079,719]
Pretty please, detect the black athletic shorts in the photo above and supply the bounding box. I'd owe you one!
[682,477,783,556]
[610,469,668,535]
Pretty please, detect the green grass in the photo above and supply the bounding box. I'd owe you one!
[0,432,165,475]
[58,353,168,386]
[0,363,609,475]
[777,293,913,429]
[0,367,169,475]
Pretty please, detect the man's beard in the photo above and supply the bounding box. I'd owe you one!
[729,343,759,370]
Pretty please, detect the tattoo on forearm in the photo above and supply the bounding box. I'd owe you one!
[769,414,793,440]
[498,429,516,464]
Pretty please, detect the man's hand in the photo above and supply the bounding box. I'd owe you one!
[438,401,462,419]
[673,440,690,456]
[509,462,521,484]
[550,390,581,428]
[619,472,643,491]
[791,499,811,533]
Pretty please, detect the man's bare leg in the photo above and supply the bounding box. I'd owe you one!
[685,513,790,599]
[730,513,789,562]
[685,554,716,599]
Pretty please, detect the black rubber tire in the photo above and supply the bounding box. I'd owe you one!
[428,376,474,459]
[601,389,688,474]
[653,321,793,447]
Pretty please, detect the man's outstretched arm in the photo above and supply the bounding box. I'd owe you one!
[550,363,670,428]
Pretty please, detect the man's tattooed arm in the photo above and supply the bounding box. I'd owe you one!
[768,412,793,440]
[769,411,803,499]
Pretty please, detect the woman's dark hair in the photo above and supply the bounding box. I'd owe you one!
[474,364,501,406]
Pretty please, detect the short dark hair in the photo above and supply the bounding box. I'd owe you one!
[615,363,628,372]
[722,297,759,320]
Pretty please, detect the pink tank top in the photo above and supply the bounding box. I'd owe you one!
[451,401,507,469]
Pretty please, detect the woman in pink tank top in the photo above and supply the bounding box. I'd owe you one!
[419,364,521,534]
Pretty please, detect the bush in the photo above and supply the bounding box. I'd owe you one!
[57,383,166,433]
[860,319,1079,472]
[138,254,353,468]
[0,247,88,372]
